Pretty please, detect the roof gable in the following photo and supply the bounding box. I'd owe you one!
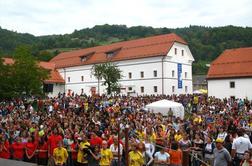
[2,58,64,84]
[207,47,252,79]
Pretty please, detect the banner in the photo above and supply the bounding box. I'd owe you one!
[178,63,182,89]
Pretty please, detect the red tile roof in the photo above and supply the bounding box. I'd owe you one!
[207,47,252,79]
[50,33,187,68]
[2,58,65,84]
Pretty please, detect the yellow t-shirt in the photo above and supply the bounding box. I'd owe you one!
[84,102,88,111]
[174,134,183,142]
[136,130,145,141]
[53,147,68,165]
[77,141,90,164]
[129,151,144,166]
[100,149,113,166]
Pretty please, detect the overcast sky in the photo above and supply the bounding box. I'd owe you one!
[0,0,251,36]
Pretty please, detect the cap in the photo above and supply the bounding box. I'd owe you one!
[215,138,224,143]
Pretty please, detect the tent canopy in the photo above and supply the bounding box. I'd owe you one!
[145,99,184,119]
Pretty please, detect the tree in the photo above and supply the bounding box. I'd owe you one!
[92,63,104,95]
[92,62,122,95]
[12,45,49,96]
[0,58,14,99]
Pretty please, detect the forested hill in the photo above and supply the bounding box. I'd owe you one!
[1,24,252,74]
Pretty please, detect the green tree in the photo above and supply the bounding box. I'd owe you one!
[0,58,15,99]
[92,62,122,95]
[12,45,49,96]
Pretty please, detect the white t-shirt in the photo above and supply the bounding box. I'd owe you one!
[110,144,123,159]
[232,136,252,154]
[154,151,170,162]
[144,142,155,156]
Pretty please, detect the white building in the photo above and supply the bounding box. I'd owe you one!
[207,47,252,100]
[50,33,194,96]
[3,58,65,97]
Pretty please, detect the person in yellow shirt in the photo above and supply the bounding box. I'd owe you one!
[136,127,145,142]
[129,143,144,166]
[77,135,90,166]
[89,140,113,166]
[53,141,68,166]
[174,130,183,142]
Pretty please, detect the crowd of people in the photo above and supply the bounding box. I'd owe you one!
[0,93,252,166]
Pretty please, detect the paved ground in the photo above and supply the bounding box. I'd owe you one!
[0,158,37,166]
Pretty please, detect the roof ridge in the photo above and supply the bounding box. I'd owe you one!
[52,41,175,61]
[213,60,252,65]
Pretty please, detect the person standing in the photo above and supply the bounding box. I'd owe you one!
[89,140,113,166]
[154,147,170,166]
[53,141,68,166]
[213,138,232,166]
[110,136,123,166]
[77,135,90,166]
[239,151,252,166]
[129,143,144,166]
[231,129,252,166]
[168,142,182,166]
[0,136,10,159]
[204,136,215,166]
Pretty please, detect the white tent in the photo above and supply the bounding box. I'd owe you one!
[145,99,184,119]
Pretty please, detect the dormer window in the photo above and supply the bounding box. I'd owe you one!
[80,56,87,62]
[106,52,115,58]
[79,51,95,62]
[105,47,122,58]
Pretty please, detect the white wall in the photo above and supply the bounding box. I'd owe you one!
[58,42,194,96]
[47,83,65,98]
[208,78,252,100]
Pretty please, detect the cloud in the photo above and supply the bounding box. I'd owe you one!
[0,0,251,36]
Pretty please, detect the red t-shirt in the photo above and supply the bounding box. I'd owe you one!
[0,141,10,159]
[38,142,48,158]
[107,137,124,147]
[48,134,63,155]
[26,142,37,157]
[70,143,78,160]
[12,142,25,159]
[90,136,103,147]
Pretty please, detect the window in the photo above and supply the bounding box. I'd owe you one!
[81,76,84,81]
[175,48,177,55]
[80,56,87,62]
[128,72,132,79]
[181,50,184,56]
[140,71,144,78]
[68,77,70,82]
[185,72,187,78]
[128,87,132,91]
[230,81,235,88]
[154,86,158,93]
[106,52,114,58]
[185,86,188,93]
[141,86,144,93]
[172,86,175,93]
[153,70,157,77]
[172,70,175,77]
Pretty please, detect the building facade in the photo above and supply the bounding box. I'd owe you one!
[207,47,252,100]
[3,58,65,97]
[50,33,194,96]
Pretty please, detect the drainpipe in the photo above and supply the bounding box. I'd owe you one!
[63,68,66,93]
[162,56,165,95]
